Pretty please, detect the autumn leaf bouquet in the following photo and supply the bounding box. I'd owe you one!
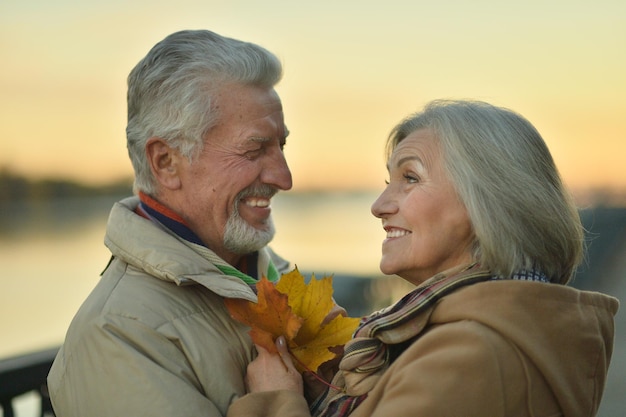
[224,268,361,374]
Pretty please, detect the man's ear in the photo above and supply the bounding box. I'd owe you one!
[145,138,183,190]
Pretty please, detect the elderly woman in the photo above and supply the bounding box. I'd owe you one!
[227,100,619,417]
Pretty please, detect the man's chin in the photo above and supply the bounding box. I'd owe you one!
[223,227,275,254]
[223,212,275,252]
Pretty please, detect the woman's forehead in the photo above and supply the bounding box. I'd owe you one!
[388,129,440,168]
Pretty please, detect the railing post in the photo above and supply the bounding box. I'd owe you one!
[1,398,15,417]
[0,347,59,417]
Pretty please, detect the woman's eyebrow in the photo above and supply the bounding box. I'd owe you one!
[387,155,423,171]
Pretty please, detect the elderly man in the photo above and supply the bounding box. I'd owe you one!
[48,30,293,416]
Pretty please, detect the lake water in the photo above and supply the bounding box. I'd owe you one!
[0,191,404,359]
[1,192,623,416]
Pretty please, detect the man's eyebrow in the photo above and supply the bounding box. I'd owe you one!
[250,136,271,143]
[249,129,289,144]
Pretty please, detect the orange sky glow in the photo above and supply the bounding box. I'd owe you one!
[1,0,625,195]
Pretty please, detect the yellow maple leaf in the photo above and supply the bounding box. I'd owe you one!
[277,269,361,372]
[225,268,360,373]
[276,269,335,343]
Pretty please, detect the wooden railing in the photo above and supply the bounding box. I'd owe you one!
[0,347,58,417]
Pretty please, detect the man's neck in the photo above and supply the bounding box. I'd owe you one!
[137,192,258,273]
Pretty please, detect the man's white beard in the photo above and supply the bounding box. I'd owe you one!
[223,208,275,255]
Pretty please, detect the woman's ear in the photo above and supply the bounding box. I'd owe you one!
[145,138,183,190]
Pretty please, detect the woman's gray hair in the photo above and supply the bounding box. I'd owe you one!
[126,30,283,194]
[387,99,583,284]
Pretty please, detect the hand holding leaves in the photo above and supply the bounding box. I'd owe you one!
[224,268,361,373]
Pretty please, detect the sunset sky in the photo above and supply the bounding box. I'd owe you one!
[1,0,625,193]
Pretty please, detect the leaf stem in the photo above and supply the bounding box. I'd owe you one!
[289,352,344,392]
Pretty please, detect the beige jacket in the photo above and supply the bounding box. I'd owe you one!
[48,197,290,417]
[228,279,618,417]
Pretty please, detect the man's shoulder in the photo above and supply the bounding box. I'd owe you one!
[96,259,231,326]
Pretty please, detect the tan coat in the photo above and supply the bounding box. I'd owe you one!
[48,197,290,417]
[228,279,619,417]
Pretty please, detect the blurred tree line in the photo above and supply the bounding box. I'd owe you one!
[0,168,132,203]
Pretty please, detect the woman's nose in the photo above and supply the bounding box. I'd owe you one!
[371,187,396,219]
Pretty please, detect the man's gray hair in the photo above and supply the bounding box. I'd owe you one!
[126,30,283,194]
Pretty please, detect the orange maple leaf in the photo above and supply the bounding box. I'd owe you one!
[224,276,303,354]
[225,268,360,373]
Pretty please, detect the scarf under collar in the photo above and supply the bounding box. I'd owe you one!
[136,192,279,285]
[311,263,547,417]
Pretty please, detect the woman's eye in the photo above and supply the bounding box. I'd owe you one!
[403,174,419,183]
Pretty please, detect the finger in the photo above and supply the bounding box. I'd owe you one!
[332,298,347,317]
[254,343,269,355]
[275,336,298,372]
[275,336,289,370]
[322,300,347,325]
[275,335,289,354]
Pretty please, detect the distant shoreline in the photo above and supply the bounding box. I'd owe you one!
[1,168,625,207]
[0,169,133,203]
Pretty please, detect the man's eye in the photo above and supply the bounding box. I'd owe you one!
[244,148,263,159]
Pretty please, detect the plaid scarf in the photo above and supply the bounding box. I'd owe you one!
[310,264,494,417]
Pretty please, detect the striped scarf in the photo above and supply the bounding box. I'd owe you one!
[311,264,493,417]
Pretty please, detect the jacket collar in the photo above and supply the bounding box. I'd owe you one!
[104,197,259,302]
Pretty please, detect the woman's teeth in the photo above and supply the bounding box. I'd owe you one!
[387,229,410,238]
